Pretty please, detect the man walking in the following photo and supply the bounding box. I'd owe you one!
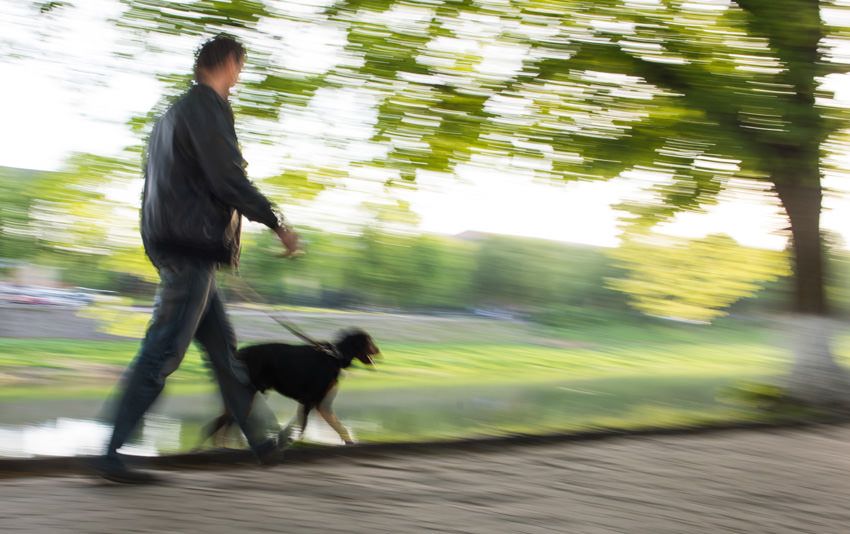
[95,34,299,483]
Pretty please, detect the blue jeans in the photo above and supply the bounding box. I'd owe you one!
[105,260,278,456]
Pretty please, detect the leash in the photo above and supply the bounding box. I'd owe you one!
[227,274,342,360]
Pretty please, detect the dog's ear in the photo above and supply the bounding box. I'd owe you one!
[335,328,361,346]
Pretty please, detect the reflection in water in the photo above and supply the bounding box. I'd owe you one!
[0,413,366,458]
[0,375,748,458]
[0,416,174,458]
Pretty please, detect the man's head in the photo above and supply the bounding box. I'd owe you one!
[193,34,245,94]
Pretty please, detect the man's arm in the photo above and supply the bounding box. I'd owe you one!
[182,91,283,230]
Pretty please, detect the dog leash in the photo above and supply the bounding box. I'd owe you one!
[227,274,342,360]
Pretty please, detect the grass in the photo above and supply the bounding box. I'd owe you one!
[0,320,790,397]
[3,316,847,448]
[329,373,776,444]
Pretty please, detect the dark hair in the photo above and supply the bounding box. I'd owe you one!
[193,34,246,80]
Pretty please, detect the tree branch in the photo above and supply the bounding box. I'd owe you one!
[565,41,774,169]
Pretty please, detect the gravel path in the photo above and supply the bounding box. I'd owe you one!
[3,425,850,533]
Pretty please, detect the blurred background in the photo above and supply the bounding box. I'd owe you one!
[2,0,850,458]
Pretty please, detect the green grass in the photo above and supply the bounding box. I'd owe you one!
[0,321,792,398]
[6,317,850,446]
[329,373,777,444]
[3,319,845,448]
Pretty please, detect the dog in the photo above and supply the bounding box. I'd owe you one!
[200,329,379,447]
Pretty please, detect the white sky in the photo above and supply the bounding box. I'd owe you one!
[1,0,848,250]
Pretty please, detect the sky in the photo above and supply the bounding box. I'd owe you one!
[1,0,848,250]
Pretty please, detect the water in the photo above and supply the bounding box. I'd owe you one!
[0,391,371,458]
[0,376,740,458]
[0,417,170,458]
[0,414,358,458]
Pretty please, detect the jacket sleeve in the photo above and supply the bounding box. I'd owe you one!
[182,91,283,230]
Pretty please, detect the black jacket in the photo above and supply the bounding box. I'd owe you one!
[141,83,281,268]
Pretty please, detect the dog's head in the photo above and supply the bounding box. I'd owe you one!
[334,329,380,366]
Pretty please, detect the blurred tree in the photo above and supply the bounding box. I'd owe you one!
[0,158,156,285]
[0,167,46,262]
[236,227,477,309]
[29,0,850,401]
[467,233,621,316]
[322,0,850,404]
[343,228,440,307]
[608,233,791,323]
[30,152,159,283]
[471,235,560,308]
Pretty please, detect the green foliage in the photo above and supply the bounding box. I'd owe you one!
[92,0,845,324]
[828,253,850,315]
[234,229,630,314]
[608,233,791,323]
[4,154,831,323]
[6,164,820,323]
[0,167,49,261]
[12,0,850,322]
[470,236,613,309]
[340,228,474,308]
[106,0,839,194]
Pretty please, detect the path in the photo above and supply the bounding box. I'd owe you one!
[3,425,850,532]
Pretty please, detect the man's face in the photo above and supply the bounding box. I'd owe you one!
[224,55,244,93]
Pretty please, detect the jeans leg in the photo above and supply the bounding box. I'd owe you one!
[105,263,214,456]
[194,286,280,451]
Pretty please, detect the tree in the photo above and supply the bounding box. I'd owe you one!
[321,0,850,403]
[35,0,850,402]
[548,0,850,404]
[608,233,790,323]
[0,167,47,262]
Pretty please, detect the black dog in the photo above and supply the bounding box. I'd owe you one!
[201,329,379,447]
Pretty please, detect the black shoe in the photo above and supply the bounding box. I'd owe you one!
[91,454,163,485]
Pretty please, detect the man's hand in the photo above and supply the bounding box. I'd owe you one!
[275,226,302,257]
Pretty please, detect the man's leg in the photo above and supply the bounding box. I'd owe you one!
[105,262,215,457]
[194,286,281,456]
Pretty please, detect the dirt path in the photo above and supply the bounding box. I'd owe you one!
[4,425,850,533]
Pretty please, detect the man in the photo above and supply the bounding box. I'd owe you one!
[95,34,299,483]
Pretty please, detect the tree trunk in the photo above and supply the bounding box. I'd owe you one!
[774,180,850,406]
[774,181,826,315]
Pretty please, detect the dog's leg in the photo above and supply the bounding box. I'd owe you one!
[297,403,310,438]
[317,385,354,445]
[277,403,305,444]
